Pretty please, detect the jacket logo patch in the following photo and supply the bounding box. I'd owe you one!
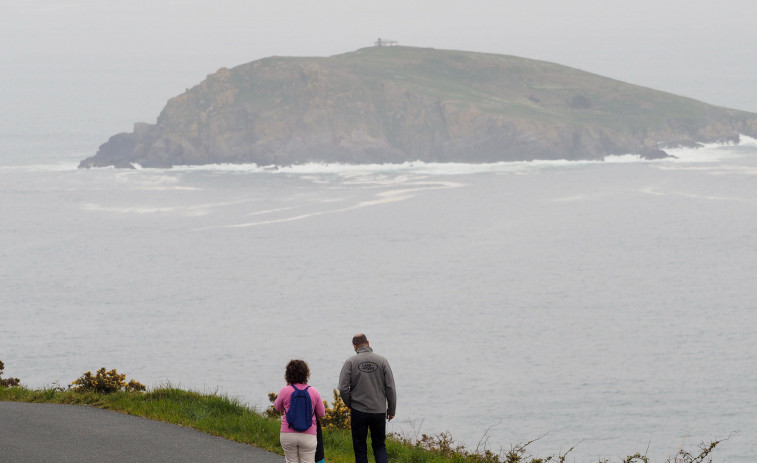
[358,362,378,372]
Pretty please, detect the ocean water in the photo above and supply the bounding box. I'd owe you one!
[2,139,756,462]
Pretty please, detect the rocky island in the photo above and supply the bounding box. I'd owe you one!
[80,46,757,168]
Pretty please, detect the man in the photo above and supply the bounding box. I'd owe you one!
[338,333,397,463]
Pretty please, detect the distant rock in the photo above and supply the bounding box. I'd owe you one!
[80,46,757,168]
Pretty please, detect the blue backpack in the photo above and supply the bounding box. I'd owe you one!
[286,385,314,431]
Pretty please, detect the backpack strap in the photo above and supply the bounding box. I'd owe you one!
[305,386,314,416]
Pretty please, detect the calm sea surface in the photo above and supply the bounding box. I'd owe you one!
[2,141,756,461]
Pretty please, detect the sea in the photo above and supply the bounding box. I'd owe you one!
[2,128,756,461]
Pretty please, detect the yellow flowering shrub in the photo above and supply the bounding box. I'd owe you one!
[72,368,146,393]
[321,389,350,430]
[265,392,282,418]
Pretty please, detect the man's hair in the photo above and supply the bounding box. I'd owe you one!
[284,359,310,385]
[352,333,368,346]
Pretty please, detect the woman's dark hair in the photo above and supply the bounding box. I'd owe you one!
[285,359,310,385]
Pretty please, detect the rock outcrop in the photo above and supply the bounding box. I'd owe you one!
[80,46,757,168]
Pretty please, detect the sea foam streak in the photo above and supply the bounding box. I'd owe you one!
[193,180,466,230]
[173,159,603,176]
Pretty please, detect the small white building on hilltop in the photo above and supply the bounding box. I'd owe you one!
[374,38,398,47]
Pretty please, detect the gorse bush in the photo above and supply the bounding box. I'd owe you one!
[320,389,350,430]
[72,368,146,393]
[0,360,21,387]
[267,388,351,429]
[265,392,282,418]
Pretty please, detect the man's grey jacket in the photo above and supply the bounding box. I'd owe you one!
[338,346,397,416]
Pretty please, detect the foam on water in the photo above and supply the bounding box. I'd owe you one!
[738,134,757,146]
[193,179,467,230]
[602,154,644,163]
[664,135,757,163]
[166,136,757,178]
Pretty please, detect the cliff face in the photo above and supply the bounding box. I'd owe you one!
[80,47,757,168]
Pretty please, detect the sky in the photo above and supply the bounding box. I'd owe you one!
[2,0,756,153]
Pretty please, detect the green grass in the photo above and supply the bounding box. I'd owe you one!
[0,385,725,463]
[1,385,491,463]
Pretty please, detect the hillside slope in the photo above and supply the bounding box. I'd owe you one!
[80,46,757,168]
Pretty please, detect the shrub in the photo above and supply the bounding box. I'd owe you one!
[266,388,351,429]
[71,368,146,393]
[0,360,21,387]
[320,389,350,430]
[387,431,725,463]
[265,392,282,418]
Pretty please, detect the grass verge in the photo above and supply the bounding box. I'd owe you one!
[0,385,725,463]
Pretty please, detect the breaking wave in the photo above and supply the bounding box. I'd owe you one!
[166,134,757,176]
[9,135,755,175]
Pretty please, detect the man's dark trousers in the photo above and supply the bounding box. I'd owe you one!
[350,409,388,463]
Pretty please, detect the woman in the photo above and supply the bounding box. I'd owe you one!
[274,359,325,463]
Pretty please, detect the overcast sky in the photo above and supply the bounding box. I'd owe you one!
[2,0,756,146]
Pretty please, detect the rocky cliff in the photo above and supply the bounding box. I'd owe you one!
[80,46,757,168]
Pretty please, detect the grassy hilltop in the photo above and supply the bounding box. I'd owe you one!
[80,46,757,168]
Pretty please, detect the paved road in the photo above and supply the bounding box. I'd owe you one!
[0,401,283,462]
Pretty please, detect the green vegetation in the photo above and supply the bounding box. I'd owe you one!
[0,362,725,462]
[0,360,20,387]
[328,46,743,127]
[71,367,146,393]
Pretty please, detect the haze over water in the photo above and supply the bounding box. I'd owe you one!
[3,138,756,461]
